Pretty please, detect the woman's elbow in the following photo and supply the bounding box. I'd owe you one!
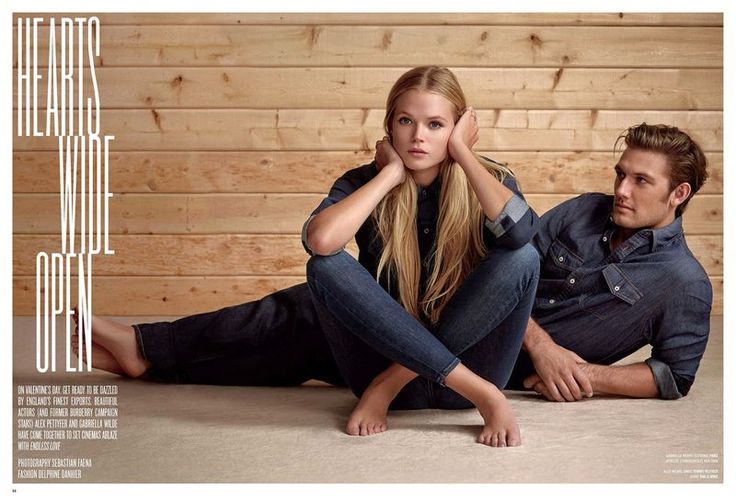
[306,232,341,256]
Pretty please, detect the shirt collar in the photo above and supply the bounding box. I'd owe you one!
[649,216,684,251]
[417,175,442,200]
[605,213,684,253]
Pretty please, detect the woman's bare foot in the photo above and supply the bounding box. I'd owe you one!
[346,385,390,436]
[71,334,126,375]
[443,363,521,447]
[344,363,417,436]
[72,307,151,378]
[475,386,521,447]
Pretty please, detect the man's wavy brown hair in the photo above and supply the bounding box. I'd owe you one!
[616,123,708,216]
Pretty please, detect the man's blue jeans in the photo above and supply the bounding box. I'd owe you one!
[306,244,540,410]
[134,283,345,386]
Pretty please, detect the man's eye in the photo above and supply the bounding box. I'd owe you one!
[398,117,411,125]
[637,177,647,184]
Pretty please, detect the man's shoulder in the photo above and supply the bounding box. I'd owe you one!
[667,236,712,287]
[544,192,612,224]
[575,192,612,206]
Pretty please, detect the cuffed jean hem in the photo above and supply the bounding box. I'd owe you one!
[133,321,178,382]
[438,357,461,387]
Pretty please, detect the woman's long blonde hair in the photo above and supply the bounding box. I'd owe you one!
[374,66,512,325]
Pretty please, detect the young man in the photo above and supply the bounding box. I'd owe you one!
[508,123,712,401]
[80,123,712,405]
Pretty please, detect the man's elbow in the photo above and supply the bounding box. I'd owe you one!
[671,373,695,399]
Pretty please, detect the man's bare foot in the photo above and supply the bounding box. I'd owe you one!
[475,387,521,447]
[72,307,151,378]
[71,335,126,375]
[345,385,391,436]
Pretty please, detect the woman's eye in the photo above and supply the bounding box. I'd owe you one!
[430,121,442,129]
[398,117,411,125]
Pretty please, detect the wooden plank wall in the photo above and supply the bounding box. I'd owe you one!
[12,13,723,315]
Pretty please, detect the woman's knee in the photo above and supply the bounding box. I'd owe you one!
[480,243,539,280]
[306,251,362,303]
[306,251,343,287]
[514,243,541,277]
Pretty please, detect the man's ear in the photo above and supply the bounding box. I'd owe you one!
[670,182,692,208]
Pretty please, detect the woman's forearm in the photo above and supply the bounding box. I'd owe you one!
[306,165,400,255]
[453,147,514,220]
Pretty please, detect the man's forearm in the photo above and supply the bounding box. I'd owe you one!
[522,318,553,353]
[581,362,659,398]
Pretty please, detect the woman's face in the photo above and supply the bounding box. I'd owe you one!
[390,89,457,183]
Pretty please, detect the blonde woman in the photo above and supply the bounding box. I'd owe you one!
[74,66,539,448]
[303,66,539,447]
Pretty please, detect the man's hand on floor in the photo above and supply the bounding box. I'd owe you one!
[523,340,594,402]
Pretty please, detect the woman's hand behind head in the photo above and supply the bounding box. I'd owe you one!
[448,107,480,162]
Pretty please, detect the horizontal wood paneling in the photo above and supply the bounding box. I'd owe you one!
[13,234,722,276]
[13,68,724,110]
[12,275,723,316]
[13,194,723,235]
[14,26,722,68]
[12,13,723,318]
[12,110,723,152]
[15,13,724,26]
[12,151,724,194]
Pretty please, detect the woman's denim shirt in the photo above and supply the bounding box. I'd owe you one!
[302,160,538,299]
[531,193,712,399]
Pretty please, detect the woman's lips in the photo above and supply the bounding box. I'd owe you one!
[408,149,428,156]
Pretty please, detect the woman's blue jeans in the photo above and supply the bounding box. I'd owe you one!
[306,244,540,410]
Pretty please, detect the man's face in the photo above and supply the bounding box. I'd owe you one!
[612,148,678,230]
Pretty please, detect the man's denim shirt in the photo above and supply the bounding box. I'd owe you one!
[531,193,712,399]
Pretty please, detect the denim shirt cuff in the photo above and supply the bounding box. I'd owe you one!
[301,215,343,257]
[301,215,317,256]
[484,194,529,238]
[645,357,683,400]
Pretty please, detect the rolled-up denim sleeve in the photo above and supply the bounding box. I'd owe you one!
[302,163,374,256]
[483,176,539,249]
[648,278,712,399]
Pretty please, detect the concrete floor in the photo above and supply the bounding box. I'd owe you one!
[11,316,723,483]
